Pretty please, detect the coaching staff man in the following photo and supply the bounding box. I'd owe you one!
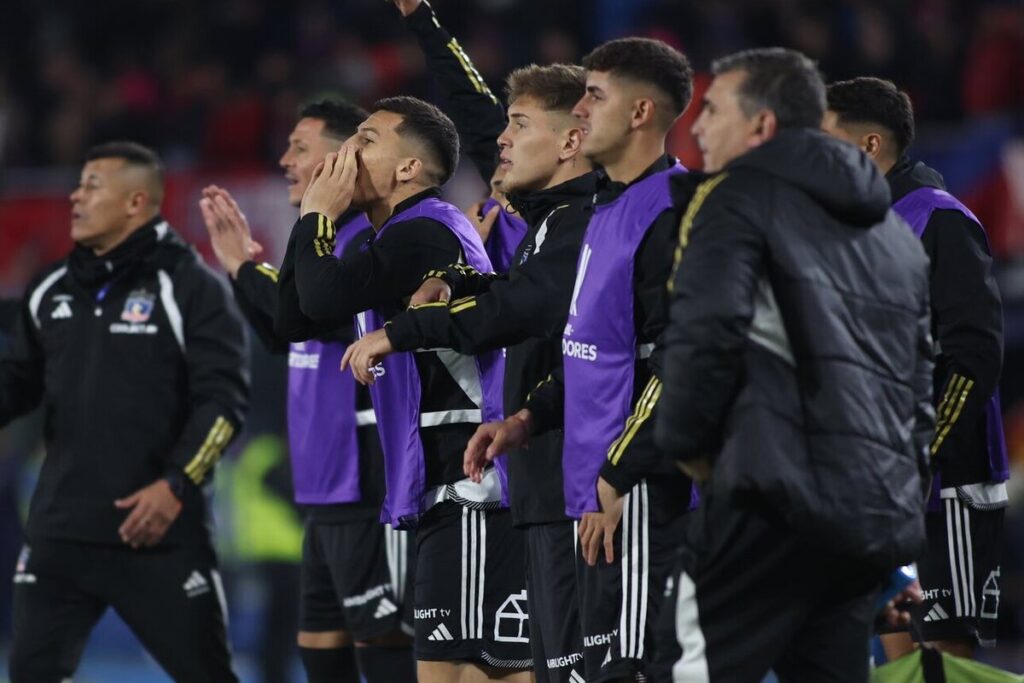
[1,141,250,682]
[659,49,933,681]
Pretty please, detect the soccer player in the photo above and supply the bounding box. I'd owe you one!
[200,99,416,683]
[3,142,249,682]
[278,96,532,682]
[391,0,527,273]
[342,63,595,683]
[825,76,1006,661]
[463,38,697,682]
[660,49,932,682]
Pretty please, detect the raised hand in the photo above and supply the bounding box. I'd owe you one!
[391,0,423,17]
[199,185,263,278]
[465,201,501,244]
[301,145,359,220]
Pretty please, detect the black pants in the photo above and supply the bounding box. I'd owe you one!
[662,488,884,683]
[10,538,237,683]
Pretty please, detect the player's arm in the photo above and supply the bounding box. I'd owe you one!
[288,209,461,329]
[199,185,286,351]
[654,175,765,469]
[232,262,289,353]
[0,291,46,426]
[386,223,578,353]
[398,0,506,182]
[167,261,251,488]
[921,210,1003,464]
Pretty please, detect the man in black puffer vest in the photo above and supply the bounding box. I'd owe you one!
[656,49,933,682]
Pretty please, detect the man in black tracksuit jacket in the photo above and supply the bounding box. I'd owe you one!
[202,100,417,683]
[825,76,1006,658]
[378,180,595,683]
[2,142,249,683]
[657,50,931,682]
[458,39,697,683]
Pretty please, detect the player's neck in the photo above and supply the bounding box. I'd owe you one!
[368,183,429,230]
[92,214,157,256]
[543,156,592,191]
[602,135,666,186]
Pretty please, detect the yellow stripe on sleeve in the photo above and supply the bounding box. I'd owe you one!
[449,297,477,314]
[607,377,663,466]
[931,376,974,455]
[668,173,729,292]
[184,416,228,481]
[254,264,279,283]
[192,421,235,483]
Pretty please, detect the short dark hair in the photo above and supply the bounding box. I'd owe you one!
[826,77,915,157]
[84,141,164,202]
[505,63,587,113]
[374,96,460,185]
[581,38,694,120]
[299,98,368,140]
[711,48,826,129]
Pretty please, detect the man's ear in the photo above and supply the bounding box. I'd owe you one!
[125,190,150,217]
[750,109,778,144]
[862,132,884,160]
[396,157,424,184]
[631,98,656,130]
[559,126,585,161]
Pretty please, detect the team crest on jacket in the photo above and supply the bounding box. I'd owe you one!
[121,290,155,323]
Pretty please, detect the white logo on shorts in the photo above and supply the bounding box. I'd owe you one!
[183,570,210,597]
[374,598,398,619]
[981,569,1001,619]
[428,623,455,641]
[923,603,949,622]
[494,590,529,643]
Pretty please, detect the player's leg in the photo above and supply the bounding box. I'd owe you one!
[525,521,584,683]
[108,542,237,683]
[296,518,360,683]
[8,541,107,683]
[905,497,1004,659]
[326,519,415,682]
[415,502,532,682]
[672,492,811,682]
[773,564,881,683]
[478,507,533,681]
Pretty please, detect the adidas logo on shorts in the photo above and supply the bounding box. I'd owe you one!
[923,603,950,622]
[374,598,398,619]
[51,301,72,319]
[569,670,586,683]
[183,570,210,598]
[427,623,455,641]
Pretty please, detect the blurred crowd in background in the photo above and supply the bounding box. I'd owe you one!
[1,0,1023,681]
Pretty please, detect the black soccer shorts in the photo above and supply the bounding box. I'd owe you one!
[413,501,533,670]
[299,516,414,640]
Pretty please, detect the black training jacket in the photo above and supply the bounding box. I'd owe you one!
[888,158,1004,491]
[0,218,250,545]
[656,130,933,570]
